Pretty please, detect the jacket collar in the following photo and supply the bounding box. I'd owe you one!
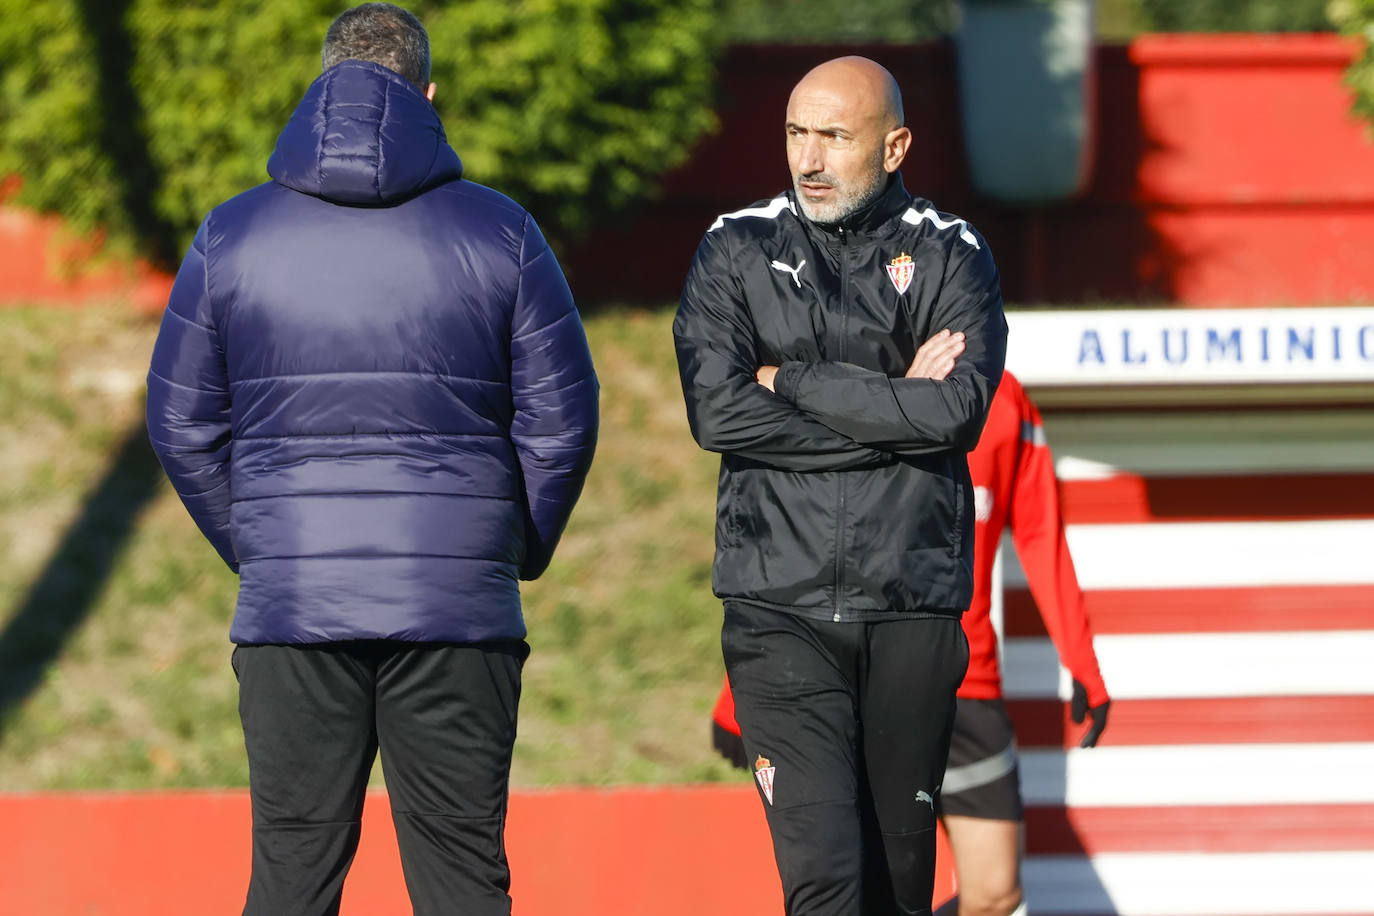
[791,172,913,244]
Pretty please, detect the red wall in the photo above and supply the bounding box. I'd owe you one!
[0,180,172,313]
[3,35,1371,309]
[0,787,956,914]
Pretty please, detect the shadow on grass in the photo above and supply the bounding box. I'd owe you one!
[74,0,181,270]
[0,423,164,737]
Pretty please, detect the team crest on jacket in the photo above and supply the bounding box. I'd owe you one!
[886,252,915,295]
[754,755,777,805]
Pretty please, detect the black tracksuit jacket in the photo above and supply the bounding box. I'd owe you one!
[673,176,1007,623]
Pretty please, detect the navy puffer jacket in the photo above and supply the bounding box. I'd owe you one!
[146,61,599,645]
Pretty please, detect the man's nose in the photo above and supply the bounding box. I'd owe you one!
[798,135,824,175]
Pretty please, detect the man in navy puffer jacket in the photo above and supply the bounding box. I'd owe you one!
[145,5,598,913]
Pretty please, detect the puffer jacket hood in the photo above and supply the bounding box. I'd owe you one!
[267,60,463,205]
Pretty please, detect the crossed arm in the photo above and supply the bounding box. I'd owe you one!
[674,231,896,471]
[675,230,1007,467]
[757,327,968,389]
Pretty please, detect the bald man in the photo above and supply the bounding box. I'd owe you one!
[674,58,1007,915]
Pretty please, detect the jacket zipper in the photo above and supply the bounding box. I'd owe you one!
[833,227,849,622]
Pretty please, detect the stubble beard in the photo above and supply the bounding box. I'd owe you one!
[794,148,888,227]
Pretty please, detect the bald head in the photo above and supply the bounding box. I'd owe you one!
[789,56,904,135]
[784,57,911,226]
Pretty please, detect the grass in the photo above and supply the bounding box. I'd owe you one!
[0,303,739,790]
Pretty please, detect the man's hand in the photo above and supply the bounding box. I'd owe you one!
[905,329,965,380]
[1071,679,1110,748]
[756,365,779,392]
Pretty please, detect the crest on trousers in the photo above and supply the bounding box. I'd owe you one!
[886,252,915,295]
[754,755,777,805]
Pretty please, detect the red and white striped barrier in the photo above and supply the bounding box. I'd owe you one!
[995,442,1374,915]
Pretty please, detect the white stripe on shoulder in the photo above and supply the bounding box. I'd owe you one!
[901,205,980,249]
[709,196,795,232]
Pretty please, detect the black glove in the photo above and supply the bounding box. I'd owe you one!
[1070,679,1110,748]
[712,720,748,769]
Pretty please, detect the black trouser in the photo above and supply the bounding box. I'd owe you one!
[722,603,968,916]
[233,640,528,916]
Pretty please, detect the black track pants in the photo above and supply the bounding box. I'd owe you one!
[233,640,527,916]
[722,603,968,916]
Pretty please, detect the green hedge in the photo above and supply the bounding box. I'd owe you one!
[0,1,723,266]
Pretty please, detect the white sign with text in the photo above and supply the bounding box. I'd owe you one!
[1004,308,1374,386]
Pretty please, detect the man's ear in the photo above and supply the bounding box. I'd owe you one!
[426,82,437,103]
[883,126,912,174]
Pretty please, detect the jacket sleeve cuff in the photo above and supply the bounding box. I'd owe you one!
[773,361,807,402]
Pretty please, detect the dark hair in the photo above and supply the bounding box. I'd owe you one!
[322,3,430,89]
